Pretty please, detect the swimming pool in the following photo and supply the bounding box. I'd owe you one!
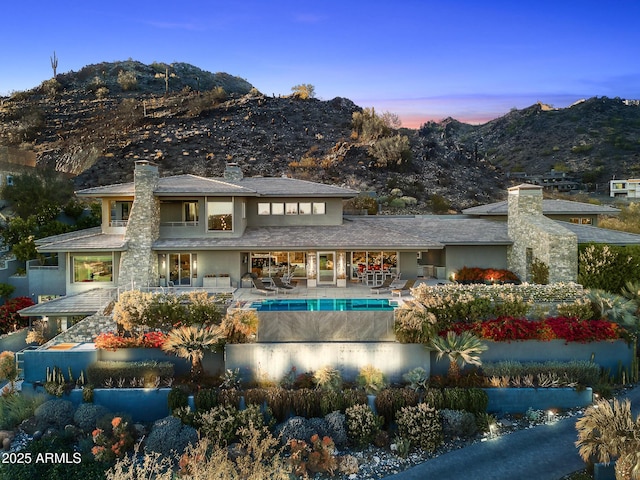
[250,298,397,311]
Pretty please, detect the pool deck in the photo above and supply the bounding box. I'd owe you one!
[232,277,443,304]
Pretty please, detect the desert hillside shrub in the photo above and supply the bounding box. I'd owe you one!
[368,134,411,169]
[0,393,46,430]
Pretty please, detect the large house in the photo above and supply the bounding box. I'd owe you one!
[18,160,640,324]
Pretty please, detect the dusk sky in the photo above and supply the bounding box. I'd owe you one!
[2,1,640,128]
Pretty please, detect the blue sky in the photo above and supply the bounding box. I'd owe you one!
[2,1,640,127]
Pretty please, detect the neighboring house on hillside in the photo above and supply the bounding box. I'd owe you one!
[462,198,620,227]
[18,160,640,325]
[610,178,640,198]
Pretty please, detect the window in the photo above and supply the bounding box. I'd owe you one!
[569,217,593,225]
[110,201,132,227]
[258,203,270,215]
[73,254,113,282]
[581,218,592,225]
[184,202,198,223]
[299,202,312,215]
[271,203,284,215]
[207,200,233,231]
[286,203,298,215]
[313,202,326,215]
[5,175,13,186]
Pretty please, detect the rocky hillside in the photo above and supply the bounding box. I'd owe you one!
[1,60,639,211]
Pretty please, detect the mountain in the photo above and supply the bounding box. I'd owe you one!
[1,60,639,212]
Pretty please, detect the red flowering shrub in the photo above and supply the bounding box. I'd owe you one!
[544,316,621,343]
[94,331,166,350]
[444,316,623,343]
[0,296,35,334]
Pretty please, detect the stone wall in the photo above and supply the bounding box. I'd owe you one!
[507,184,577,282]
[118,160,160,288]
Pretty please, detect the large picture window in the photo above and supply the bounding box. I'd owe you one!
[73,254,113,282]
[207,199,233,231]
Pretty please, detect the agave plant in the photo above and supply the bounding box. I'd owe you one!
[587,289,638,330]
[576,398,640,480]
[429,331,488,379]
[162,325,223,378]
[622,281,640,315]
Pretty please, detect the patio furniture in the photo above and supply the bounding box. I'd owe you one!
[370,276,394,294]
[391,278,416,297]
[252,278,277,296]
[272,276,295,293]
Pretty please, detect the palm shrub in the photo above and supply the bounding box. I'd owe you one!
[621,281,640,316]
[576,398,640,480]
[429,331,488,380]
[221,310,259,343]
[161,325,223,378]
[587,289,638,329]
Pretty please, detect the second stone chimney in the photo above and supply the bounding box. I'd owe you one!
[224,162,243,181]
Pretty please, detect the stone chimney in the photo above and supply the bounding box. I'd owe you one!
[118,160,161,288]
[507,183,577,283]
[223,162,243,181]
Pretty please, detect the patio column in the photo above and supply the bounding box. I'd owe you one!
[306,251,317,287]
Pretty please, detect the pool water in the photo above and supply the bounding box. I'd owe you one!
[250,298,397,311]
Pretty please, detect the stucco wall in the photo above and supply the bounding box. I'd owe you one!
[246,197,344,226]
[445,245,508,279]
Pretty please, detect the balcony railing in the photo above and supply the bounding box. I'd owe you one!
[160,221,200,227]
[109,220,129,227]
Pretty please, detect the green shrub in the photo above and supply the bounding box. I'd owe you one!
[352,107,389,141]
[531,257,550,284]
[87,360,174,387]
[441,388,488,414]
[345,404,382,447]
[195,388,218,411]
[341,388,367,410]
[196,404,239,446]
[440,409,478,438]
[34,399,75,430]
[557,298,594,319]
[290,388,321,418]
[422,388,445,409]
[402,367,430,391]
[73,403,111,432]
[396,403,443,452]
[319,389,345,416]
[145,415,198,456]
[374,388,419,429]
[579,244,640,293]
[168,386,189,412]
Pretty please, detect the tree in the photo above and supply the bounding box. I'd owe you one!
[0,171,74,218]
[575,398,640,480]
[290,84,316,99]
[429,331,487,379]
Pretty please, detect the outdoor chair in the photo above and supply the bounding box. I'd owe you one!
[391,278,416,297]
[370,276,394,294]
[272,276,295,293]
[252,278,277,296]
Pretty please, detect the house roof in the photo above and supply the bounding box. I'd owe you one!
[560,222,640,245]
[462,199,620,216]
[18,288,116,317]
[36,228,126,253]
[77,174,359,198]
[152,216,514,251]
